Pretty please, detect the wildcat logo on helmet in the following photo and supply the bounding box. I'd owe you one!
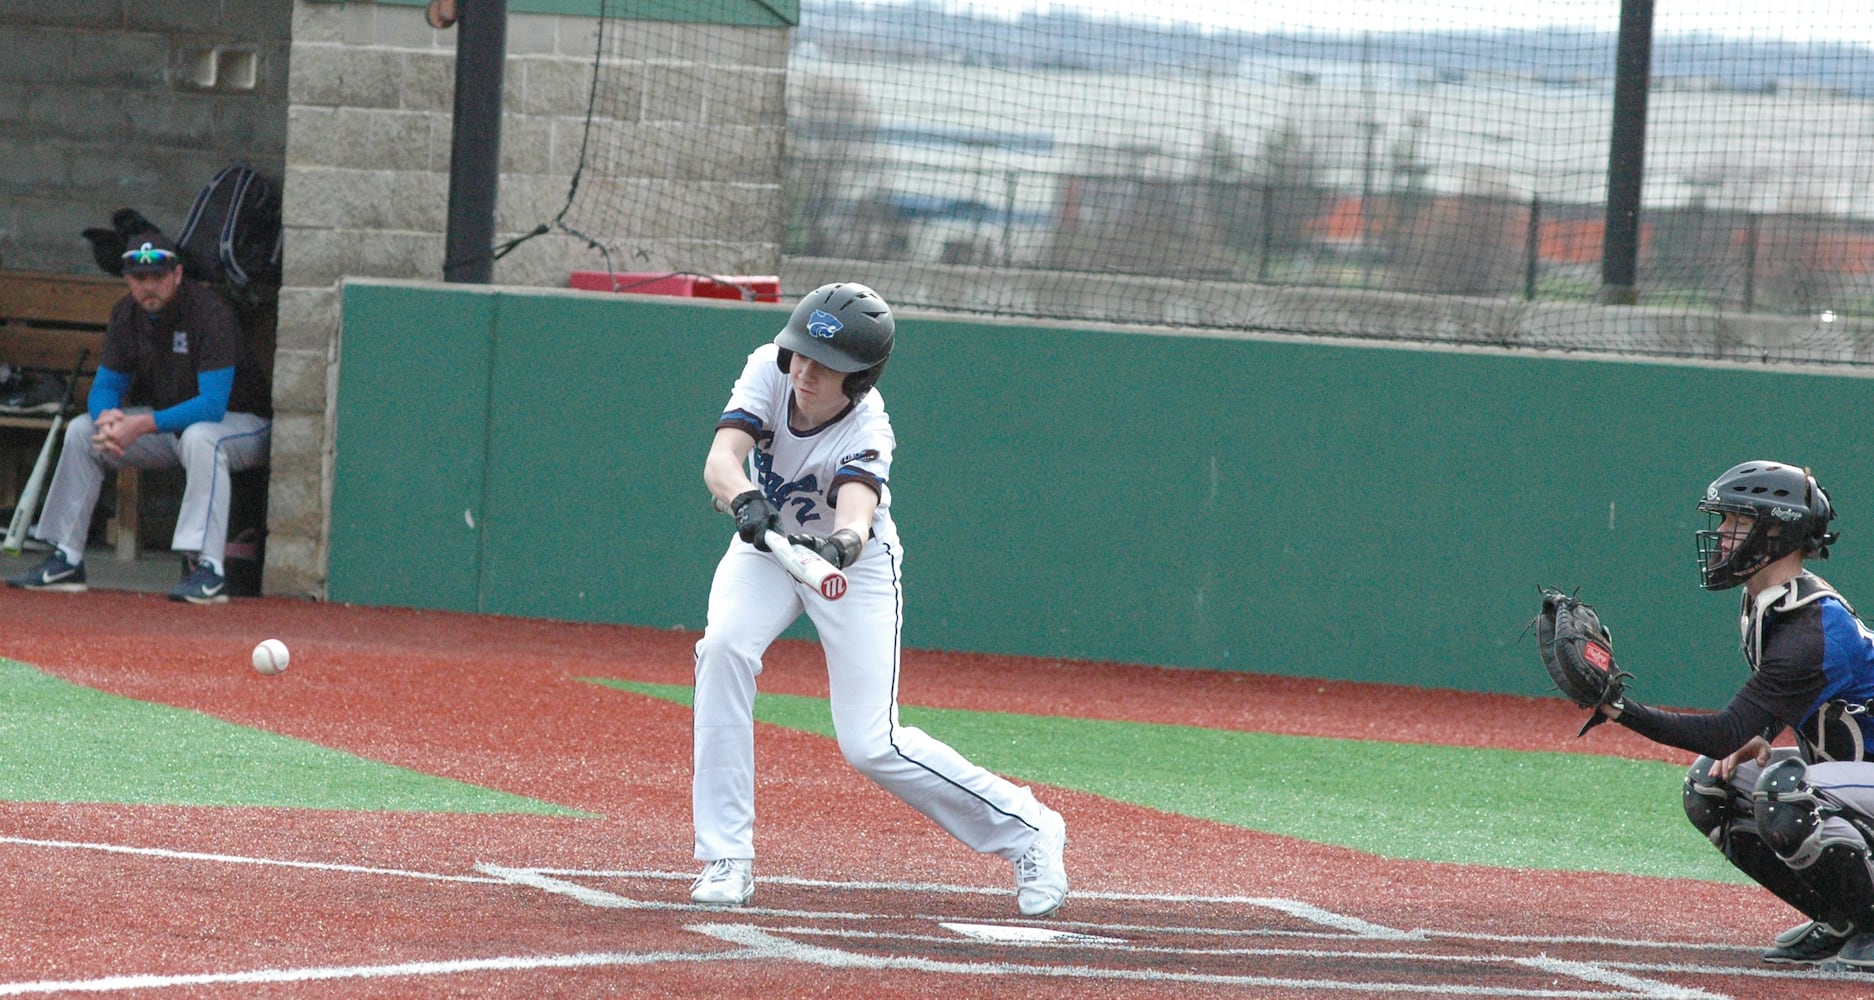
[806,310,843,338]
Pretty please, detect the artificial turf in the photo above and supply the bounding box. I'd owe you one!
[598,678,1742,884]
[0,659,579,815]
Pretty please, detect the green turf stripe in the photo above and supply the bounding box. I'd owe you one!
[1,659,582,815]
[596,679,1740,884]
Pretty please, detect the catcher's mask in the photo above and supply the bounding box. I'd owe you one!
[1696,461,1837,590]
[773,282,894,401]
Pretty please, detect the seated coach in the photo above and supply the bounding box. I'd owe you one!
[7,234,272,603]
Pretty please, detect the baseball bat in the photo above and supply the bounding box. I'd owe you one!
[4,413,62,553]
[711,495,848,600]
[763,528,848,601]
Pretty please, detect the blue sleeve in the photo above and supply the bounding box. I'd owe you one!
[87,366,132,420]
[150,366,235,432]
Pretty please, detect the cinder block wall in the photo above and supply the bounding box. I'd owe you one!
[273,1,790,597]
[0,4,290,272]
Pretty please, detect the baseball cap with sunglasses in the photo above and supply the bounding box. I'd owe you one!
[121,235,182,275]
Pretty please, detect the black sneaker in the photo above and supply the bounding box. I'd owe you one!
[1763,919,1855,964]
[1838,930,1874,968]
[6,550,87,592]
[0,373,68,414]
[169,562,228,605]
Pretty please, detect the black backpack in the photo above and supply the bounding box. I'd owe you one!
[175,164,283,288]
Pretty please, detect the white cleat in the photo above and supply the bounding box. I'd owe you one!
[690,858,754,906]
[1014,808,1068,917]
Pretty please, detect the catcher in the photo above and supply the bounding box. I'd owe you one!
[1539,461,1874,967]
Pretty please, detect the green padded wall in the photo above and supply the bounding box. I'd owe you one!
[475,291,765,623]
[329,283,496,612]
[329,280,1874,706]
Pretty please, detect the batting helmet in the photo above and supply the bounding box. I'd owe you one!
[1695,461,1837,590]
[773,282,894,400]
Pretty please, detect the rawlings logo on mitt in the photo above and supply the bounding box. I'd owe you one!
[1535,587,1632,736]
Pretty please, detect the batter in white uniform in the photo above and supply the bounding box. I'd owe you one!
[691,282,1069,916]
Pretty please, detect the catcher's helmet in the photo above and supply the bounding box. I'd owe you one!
[773,282,894,400]
[1695,461,1837,590]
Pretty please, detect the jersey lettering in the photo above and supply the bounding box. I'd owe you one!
[751,444,824,526]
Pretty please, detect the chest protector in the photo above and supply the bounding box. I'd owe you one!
[1743,573,1874,763]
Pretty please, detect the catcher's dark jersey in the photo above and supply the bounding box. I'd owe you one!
[101,281,272,419]
[1618,573,1874,761]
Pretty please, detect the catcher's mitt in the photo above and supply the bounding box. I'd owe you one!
[1535,587,1632,736]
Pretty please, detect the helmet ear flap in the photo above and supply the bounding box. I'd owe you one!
[842,356,887,400]
[775,347,794,376]
[1808,473,1838,558]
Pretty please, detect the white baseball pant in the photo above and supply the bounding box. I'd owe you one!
[692,536,1051,863]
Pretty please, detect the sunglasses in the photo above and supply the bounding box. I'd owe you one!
[121,244,179,267]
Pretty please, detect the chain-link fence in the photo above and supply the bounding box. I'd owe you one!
[779,2,1874,363]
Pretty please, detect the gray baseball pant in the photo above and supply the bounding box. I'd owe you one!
[33,408,270,569]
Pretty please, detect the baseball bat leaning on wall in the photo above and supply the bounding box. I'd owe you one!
[711,495,848,600]
[3,413,63,553]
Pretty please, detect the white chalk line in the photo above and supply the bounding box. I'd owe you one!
[768,923,1872,985]
[0,835,501,884]
[726,924,1852,998]
[772,924,1733,964]
[478,866,886,920]
[483,866,1402,942]
[1517,957,1732,1000]
[0,948,729,996]
[0,837,1833,998]
[0,928,1719,1000]
[0,840,1784,962]
[489,865,1425,942]
[504,867,1778,957]
[525,866,1412,938]
[694,924,1721,999]
[486,867,1760,998]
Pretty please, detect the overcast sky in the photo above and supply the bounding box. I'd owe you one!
[924,1,1874,44]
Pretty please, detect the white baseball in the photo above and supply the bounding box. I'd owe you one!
[252,638,289,675]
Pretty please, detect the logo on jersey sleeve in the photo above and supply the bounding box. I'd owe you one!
[838,449,880,466]
[806,310,843,338]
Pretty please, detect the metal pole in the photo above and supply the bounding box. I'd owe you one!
[1599,0,1653,305]
[1525,195,1542,300]
[1743,213,1759,313]
[1258,183,1273,283]
[1358,32,1377,289]
[1003,170,1016,267]
[443,0,509,284]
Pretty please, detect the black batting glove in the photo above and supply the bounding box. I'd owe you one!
[786,528,863,569]
[729,489,779,551]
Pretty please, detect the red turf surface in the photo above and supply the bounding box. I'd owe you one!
[1,589,1867,998]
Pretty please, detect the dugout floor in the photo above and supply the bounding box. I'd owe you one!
[0,542,189,595]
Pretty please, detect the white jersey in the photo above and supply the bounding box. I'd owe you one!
[693,341,1062,891]
[717,343,899,551]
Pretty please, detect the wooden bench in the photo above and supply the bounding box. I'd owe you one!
[0,269,142,561]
